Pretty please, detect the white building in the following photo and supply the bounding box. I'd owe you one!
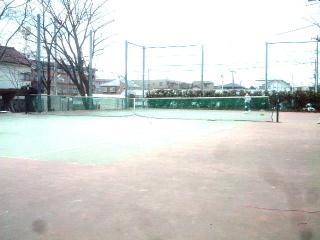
[257,80,291,92]
[0,46,33,94]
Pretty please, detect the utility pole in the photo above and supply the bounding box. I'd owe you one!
[230,70,235,83]
[230,70,235,89]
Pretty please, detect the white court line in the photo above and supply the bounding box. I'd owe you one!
[17,140,105,159]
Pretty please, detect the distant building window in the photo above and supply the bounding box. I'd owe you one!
[110,87,116,92]
[70,88,78,93]
[57,75,66,82]
[20,72,30,81]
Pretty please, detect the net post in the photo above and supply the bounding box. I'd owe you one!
[133,98,136,114]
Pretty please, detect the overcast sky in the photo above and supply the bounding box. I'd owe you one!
[5,0,319,87]
[97,0,320,87]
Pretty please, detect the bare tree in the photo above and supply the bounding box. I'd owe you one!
[35,0,113,102]
[0,0,32,57]
[1,65,27,89]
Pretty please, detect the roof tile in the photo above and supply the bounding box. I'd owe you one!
[0,46,32,66]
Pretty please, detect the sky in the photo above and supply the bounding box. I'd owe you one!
[96,0,320,87]
[3,0,320,88]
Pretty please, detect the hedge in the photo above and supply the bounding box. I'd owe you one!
[146,90,320,112]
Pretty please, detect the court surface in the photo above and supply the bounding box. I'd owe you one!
[0,112,319,239]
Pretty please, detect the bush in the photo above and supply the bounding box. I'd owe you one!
[146,89,320,112]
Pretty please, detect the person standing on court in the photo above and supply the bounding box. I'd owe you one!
[244,92,251,113]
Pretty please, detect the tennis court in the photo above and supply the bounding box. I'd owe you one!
[0,111,319,239]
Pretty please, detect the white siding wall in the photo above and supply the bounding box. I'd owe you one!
[0,63,31,89]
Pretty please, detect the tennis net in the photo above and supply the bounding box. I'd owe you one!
[133,96,272,122]
[29,95,273,121]
[28,95,133,117]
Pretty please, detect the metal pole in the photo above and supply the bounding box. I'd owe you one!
[142,46,146,98]
[125,41,128,108]
[315,59,317,90]
[37,14,42,113]
[316,37,319,93]
[201,44,204,93]
[230,70,235,89]
[89,31,93,96]
[265,42,268,92]
[148,69,150,92]
[89,30,93,109]
[276,93,280,123]
[53,22,58,95]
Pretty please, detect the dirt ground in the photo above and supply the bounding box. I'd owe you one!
[0,112,319,240]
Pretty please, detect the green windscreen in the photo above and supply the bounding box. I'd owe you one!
[137,96,269,110]
[133,96,272,121]
[28,95,273,121]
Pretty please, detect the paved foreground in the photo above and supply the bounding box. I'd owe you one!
[0,112,319,240]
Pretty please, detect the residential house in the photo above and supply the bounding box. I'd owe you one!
[131,79,192,91]
[100,79,124,94]
[191,81,215,90]
[214,82,247,92]
[291,85,319,91]
[0,46,34,111]
[256,80,291,92]
[94,79,114,93]
[100,79,140,96]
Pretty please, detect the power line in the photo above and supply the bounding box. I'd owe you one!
[276,25,316,36]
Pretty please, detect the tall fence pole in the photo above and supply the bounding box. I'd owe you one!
[53,22,58,95]
[201,44,204,93]
[265,42,268,92]
[89,30,93,109]
[142,46,146,98]
[125,41,128,108]
[37,14,42,112]
[89,31,93,97]
[316,37,319,93]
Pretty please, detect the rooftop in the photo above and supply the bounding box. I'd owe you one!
[0,46,33,66]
